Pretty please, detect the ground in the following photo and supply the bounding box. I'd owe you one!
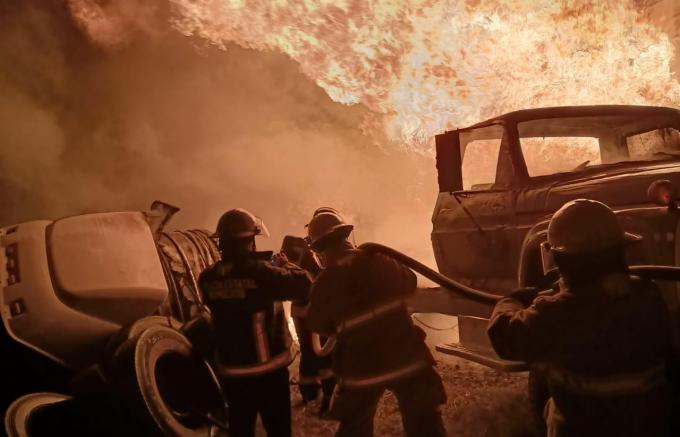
[285,357,535,437]
[273,314,537,436]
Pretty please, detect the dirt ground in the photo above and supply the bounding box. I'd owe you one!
[284,356,535,437]
[261,315,537,437]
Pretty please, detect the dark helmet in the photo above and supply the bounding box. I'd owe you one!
[307,212,353,251]
[547,199,641,254]
[312,206,341,217]
[214,208,269,239]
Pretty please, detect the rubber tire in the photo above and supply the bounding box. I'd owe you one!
[134,325,221,437]
[104,316,182,360]
[4,392,71,437]
[106,320,223,436]
[528,366,549,434]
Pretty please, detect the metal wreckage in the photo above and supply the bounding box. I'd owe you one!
[3,105,680,435]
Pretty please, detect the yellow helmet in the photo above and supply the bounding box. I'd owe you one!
[547,199,641,254]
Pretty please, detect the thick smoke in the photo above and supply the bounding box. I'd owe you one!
[0,1,437,263]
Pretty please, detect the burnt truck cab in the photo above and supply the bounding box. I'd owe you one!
[430,105,680,367]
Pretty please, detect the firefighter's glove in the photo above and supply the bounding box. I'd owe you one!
[181,312,215,358]
[508,287,539,307]
[272,252,290,267]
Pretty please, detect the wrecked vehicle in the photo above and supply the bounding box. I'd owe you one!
[420,104,680,424]
[0,201,227,436]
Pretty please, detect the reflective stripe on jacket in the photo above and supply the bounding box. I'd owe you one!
[336,299,406,334]
[307,249,434,387]
[199,256,310,377]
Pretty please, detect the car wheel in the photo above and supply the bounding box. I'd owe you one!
[4,392,70,437]
[132,325,227,437]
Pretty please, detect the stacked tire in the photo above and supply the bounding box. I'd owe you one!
[5,317,227,437]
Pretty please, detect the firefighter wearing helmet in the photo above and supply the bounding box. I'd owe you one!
[194,208,311,437]
[306,210,447,437]
[284,207,338,415]
[488,199,673,437]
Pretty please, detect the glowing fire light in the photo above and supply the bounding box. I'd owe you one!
[170,0,680,151]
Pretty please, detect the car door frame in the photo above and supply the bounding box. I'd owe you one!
[432,122,530,292]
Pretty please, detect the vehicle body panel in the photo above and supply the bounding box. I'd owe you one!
[432,105,680,299]
[49,212,168,326]
[1,221,121,369]
[0,208,219,371]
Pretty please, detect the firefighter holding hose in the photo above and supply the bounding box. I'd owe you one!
[488,199,674,436]
[305,210,447,437]
[194,208,311,437]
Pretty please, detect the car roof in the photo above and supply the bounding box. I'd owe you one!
[461,105,680,130]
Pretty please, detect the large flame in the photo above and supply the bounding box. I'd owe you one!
[170,0,680,151]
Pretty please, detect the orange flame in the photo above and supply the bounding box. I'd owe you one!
[171,0,680,151]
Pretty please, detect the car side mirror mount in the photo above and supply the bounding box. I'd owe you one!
[146,200,180,237]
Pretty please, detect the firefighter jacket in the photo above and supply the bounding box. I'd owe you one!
[488,276,672,437]
[198,253,311,378]
[307,249,434,389]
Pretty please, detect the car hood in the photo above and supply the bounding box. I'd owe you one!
[520,161,680,212]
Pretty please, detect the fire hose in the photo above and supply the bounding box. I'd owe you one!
[310,244,680,357]
[630,265,680,281]
[311,242,505,357]
[358,243,504,304]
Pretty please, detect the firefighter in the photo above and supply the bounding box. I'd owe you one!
[305,211,447,437]
[283,209,339,415]
[282,237,335,411]
[488,199,673,437]
[196,208,311,437]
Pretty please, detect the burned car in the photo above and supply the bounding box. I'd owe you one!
[433,105,680,292]
[0,202,226,436]
[424,104,680,423]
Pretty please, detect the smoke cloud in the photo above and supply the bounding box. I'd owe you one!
[0,1,437,264]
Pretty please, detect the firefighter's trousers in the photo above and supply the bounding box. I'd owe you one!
[221,367,291,437]
[333,366,446,437]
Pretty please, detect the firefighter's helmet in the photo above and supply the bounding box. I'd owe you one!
[214,208,269,239]
[547,199,642,254]
[307,212,353,251]
[312,206,340,217]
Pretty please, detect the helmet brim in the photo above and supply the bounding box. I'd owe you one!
[211,219,270,239]
[551,231,643,254]
[310,224,354,251]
